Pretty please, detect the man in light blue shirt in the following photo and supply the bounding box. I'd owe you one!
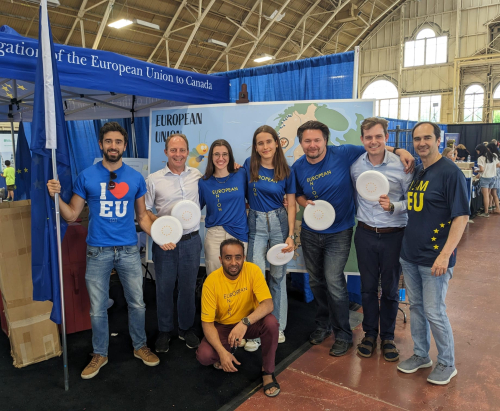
[350,117,412,363]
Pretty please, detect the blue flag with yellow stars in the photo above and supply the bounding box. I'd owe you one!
[30,4,73,325]
[14,122,31,200]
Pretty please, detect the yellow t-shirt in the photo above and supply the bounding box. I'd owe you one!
[3,167,15,186]
[201,261,272,325]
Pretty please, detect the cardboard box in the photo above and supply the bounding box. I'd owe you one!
[456,161,474,170]
[0,200,62,368]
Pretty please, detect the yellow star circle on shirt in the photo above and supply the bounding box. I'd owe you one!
[440,223,445,228]
[431,237,436,241]
[434,245,439,250]
[434,229,439,234]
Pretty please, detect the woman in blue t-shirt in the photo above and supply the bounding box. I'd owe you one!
[199,139,249,275]
[243,125,296,350]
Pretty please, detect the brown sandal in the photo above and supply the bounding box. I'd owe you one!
[381,340,399,362]
[357,336,376,358]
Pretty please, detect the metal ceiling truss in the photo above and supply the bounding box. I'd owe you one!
[174,0,217,69]
[239,0,292,69]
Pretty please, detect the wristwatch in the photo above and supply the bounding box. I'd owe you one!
[242,317,251,326]
[288,234,295,240]
[389,203,395,213]
[393,147,399,155]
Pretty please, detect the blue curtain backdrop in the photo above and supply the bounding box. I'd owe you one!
[213,52,354,102]
[385,118,448,165]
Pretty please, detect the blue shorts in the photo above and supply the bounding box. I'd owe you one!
[480,177,495,189]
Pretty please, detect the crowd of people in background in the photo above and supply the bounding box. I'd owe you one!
[441,138,500,218]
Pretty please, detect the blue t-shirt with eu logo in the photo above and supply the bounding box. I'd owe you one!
[198,168,249,242]
[73,161,147,247]
[292,144,365,234]
[400,157,469,268]
[243,157,296,212]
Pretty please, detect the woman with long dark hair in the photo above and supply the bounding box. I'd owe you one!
[199,139,248,274]
[475,144,499,217]
[243,125,296,350]
[487,143,500,214]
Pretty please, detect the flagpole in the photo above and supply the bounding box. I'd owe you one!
[51,150,69,391]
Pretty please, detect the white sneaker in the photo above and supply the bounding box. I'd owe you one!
[278,331,286,344]
[244,338,261,352]
[238,338,246,348]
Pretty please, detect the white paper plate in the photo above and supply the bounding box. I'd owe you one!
[303,200,336,231]
[151,216,183,246]
[266,243,294,266]
[171,200,201,230]
[355,170,390,202]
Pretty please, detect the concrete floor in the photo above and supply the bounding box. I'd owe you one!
[237,216,500,410]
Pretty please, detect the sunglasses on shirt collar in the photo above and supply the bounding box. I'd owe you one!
[108,171,117,190]
[413,168,427,187]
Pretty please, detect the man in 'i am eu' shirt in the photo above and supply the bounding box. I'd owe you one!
[47,122,159,380]
[397,122,469,386]
[292,120,415,358]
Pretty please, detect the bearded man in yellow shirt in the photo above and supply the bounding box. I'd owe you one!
[196,238,280,397]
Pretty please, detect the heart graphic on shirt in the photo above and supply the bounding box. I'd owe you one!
[110,182,129,199]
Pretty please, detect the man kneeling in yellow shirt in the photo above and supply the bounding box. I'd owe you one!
[196,238,280,397]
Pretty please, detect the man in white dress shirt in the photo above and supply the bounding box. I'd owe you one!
[146,134,203,353]
[350,117,412,362]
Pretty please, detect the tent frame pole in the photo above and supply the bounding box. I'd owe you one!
[51,149,69,391]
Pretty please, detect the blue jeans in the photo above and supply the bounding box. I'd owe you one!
[399,258,455,367]
[247,207,289,332]
[300,227,353,343]
[85,245,146,356]
[152,234,202,333]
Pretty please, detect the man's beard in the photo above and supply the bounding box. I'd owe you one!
[104,150,123,163]
[224,264,243,278]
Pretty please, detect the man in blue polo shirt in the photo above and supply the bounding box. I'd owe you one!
[350,117,413,362]
[397,122,469,385]
[47,122,159,379]
[292,120,414,357]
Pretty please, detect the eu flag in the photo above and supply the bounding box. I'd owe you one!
[30,4,72,324]
[14,122,31,200]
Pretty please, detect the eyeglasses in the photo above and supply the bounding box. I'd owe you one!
[213,153,229,159]
[108,171,117,190]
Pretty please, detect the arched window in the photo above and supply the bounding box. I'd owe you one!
[493,84,500,99]
[463,85,484,122]
[361,80,398,118]
[404,28,447,67]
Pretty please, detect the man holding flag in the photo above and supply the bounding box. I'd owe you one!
[34,0,158,382]
[47,122,160,379]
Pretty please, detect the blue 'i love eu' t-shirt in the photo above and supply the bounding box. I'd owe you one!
[292,144,365,234]
[73,161,147,247]
[198,168,249,242]
[243,157,296,212]
[400,157,469,268]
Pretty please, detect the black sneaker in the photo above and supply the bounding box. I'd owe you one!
[329,340,353,357]
[309,328,333,345]
[155,332,171,353]
[178,329,200,349]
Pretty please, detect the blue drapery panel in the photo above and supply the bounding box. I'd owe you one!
[213,52,354,102]
[67,120,102,182]
[385,118,448,165]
